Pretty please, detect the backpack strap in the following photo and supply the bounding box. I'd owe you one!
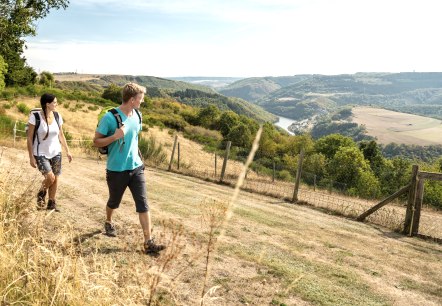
[33,112,41,144]
[33,112,41,155]
[134,108,142,131]
[109,108,123,128]
[53,111,61,129]
[134,108,142,124]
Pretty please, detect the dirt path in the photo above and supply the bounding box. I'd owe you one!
[1,145,441,305]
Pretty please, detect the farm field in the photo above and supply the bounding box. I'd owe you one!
[352,106,442,145]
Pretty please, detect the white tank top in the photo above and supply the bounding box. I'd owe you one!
[28,111,63,158]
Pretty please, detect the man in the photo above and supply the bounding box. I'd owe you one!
[94,82,165,254]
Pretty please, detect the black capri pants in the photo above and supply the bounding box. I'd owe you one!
[106,165,149,213]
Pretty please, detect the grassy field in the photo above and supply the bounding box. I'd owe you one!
[0,98,441,305]
[352,106,442,145]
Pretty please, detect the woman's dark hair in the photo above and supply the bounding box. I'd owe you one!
[40,93,56,140]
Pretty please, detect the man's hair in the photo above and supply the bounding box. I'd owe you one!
[122,82,146,103]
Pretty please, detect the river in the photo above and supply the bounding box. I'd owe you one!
[274,115,296,135]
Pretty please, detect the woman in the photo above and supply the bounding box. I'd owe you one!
[27,93,73,211]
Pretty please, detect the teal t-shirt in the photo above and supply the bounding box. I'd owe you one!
[96,108,142,172]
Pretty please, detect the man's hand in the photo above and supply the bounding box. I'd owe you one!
[113,125,126,140]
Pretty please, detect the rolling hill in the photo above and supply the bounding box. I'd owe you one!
[53,73,276,123]
[218,72,442,121]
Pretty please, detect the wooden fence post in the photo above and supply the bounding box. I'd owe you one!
[403,165,418,235]
[13,121,17,147]
[177,142,180,170]
[411,178,425,236]
[214,153,217,178]
[220,141,231,182]
[292,149,305,203]
[168,135,178,171]
[356,184,410,221]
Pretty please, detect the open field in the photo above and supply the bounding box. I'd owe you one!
[53,73,103,82]
[352,106,442,145]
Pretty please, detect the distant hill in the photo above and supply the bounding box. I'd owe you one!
[217,75,311,103]
[217,72,442,121]
[53,73,276,122]
[167,77,243,89]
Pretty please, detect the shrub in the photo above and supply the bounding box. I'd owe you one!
[277,170,293,181]
[16,103,30,114]
[138,136,167,166]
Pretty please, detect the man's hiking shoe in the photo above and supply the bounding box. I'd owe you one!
[104,222,116,237]
[37,189,46,209]
[144,239,166,254]
[47,199,60,212]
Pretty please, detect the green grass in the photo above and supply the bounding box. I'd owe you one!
[221,242,390,306]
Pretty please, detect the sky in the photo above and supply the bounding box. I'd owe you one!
[23,0,442,78]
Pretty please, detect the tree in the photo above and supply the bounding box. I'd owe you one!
[0,55,7,92]
[314,133,355,159]
[197,105,220,129]
[0,0,69,86]
[102,84,122,103]
[328,146,380,198]
[38,70,54,87]
[226,123,252,148]
[359,140,385,176]
[217,111,239,137]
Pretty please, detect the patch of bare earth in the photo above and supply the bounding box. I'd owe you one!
[1,145,441,305]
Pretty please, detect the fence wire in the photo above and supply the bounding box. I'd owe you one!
[165,141,442,241]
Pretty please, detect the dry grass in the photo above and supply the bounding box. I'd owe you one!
[1,145,441,305]
[352,106,442,145]
[53,74,102,82]
[1,98,442,305]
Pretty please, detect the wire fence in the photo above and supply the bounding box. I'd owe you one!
[165,138,442,241]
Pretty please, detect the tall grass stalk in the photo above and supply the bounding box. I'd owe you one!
[200,125,262,305]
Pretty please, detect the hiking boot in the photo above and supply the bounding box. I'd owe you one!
[47,199,60,212]
[144,238,166,254]
[104,222,116,237]
[37,189,47,209]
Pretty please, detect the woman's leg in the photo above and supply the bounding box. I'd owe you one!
[48,174,58,200]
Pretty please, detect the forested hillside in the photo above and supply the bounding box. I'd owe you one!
[219,72,442,120]
[53,74,276,123]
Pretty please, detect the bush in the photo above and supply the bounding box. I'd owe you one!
[277,170,293,182]
[16,103,30,114]
[138,136,167,166]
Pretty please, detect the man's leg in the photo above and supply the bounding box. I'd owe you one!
[129,166,165,253]
[106,206,115,223]
[139,211,152,241]
[105,170,129,236]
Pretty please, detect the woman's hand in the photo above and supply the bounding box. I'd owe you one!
[67,152,73,163]
[30,156,37,168]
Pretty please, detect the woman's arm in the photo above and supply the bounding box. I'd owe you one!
[59,126,73,163]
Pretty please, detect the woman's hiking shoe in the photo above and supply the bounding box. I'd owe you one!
[37,190,47,209]
[144,239,166,254]
[104,222,116,237]
[47,199,60,212]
